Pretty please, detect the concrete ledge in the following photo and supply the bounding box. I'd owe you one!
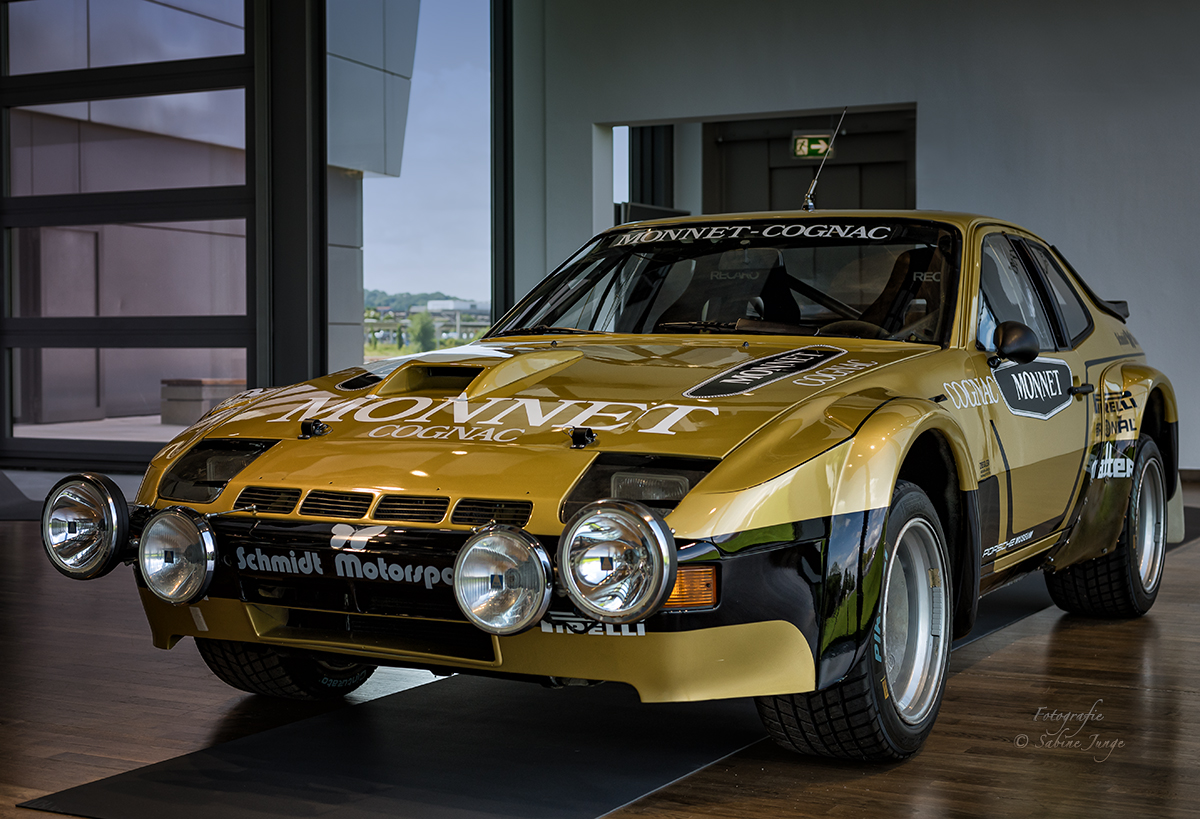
[161,379,245,426]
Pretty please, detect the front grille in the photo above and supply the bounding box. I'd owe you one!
[299,490,373,519]
[451,498,533,527]
[236,486,301,515]
[375,494,450,523]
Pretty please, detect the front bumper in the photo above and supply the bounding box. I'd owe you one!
[139,589,815,703]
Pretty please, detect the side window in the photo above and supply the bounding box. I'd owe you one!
[977,234,1056,351]
[1023,242,1092,346]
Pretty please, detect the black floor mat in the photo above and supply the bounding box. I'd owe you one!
[21,675,766,819]
[0,470,43,521]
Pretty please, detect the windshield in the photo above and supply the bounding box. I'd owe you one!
[490,219,960,343]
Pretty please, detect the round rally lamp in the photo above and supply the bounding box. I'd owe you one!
[558,499,676,625]
[42,473,130,580]
[454,525,552,635]
[138,507,217,605]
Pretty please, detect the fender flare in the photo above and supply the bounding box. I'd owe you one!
[815,397,980,688]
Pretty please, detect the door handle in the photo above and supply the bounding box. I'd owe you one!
[1068,383,1094,396]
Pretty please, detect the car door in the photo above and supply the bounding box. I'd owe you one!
[972,230,1094,564]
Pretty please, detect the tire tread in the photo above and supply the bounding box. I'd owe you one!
[195,638,373,700]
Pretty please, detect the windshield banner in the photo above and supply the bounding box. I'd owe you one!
[613,223,895,246]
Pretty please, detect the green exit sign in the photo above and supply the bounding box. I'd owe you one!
[791,133,832,159]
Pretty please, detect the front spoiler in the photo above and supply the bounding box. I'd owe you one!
[139,590,816,703]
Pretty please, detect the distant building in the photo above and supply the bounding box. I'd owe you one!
[427,300,491,314]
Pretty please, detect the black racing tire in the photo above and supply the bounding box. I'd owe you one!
[195,638,376,700]
[755,480,952,761]
[1044,435,1167,618]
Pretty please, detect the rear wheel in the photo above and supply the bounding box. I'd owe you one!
[1045,435,1166,617]
[756,481,952,760]
[195,638,376,700]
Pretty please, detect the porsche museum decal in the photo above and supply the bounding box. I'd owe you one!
[684,346,845,398]
[993,358,1073,420]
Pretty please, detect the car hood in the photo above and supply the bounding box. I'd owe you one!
[204,337,930,452]
[147,337,936,529]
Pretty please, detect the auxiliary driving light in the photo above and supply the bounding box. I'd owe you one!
[454,525,553,635]
[138,507,216,605]
[42,473,130,580]
[558,499,675,625]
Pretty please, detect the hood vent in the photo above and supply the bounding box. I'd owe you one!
[375,494,451,524]
[236,486,301,515]
[300,490,374,519]
[451,499,533,527]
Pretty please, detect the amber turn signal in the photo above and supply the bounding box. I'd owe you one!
[661,564,717,610]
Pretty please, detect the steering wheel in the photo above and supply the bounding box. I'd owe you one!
[817,320,890,340]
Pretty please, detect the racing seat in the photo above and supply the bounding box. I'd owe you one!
[654,248,795,327]
[858,246,946,335]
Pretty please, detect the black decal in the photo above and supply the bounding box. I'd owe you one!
[994,358,1074,420]
[683,346,845,399]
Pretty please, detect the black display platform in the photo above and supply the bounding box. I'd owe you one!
[21,675,766,819]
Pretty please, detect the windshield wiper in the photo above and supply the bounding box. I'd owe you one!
[733,318,818,336]
[654,320,739,333]
[489,324,604,338]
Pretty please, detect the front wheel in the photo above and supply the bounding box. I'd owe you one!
[756,480,952,760]
[195,638,376,700]
[1044,435,1166,617]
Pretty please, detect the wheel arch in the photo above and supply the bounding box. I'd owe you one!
[816,399,980,688]
[895,427,980,640]
[1105,363,1177,498]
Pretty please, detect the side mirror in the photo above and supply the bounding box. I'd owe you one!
[990,321,1039,367]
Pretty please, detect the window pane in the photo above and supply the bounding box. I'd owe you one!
[978,235,1056,351]
[7,0,244,76]
[1026,243,1092,345]
[9,221,247,318]
[9,90,245,195]
[11,347,246,441]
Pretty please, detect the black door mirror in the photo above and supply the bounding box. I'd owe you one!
[990,321,1039,367]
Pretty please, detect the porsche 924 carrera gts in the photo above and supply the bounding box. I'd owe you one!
[43,211,1182,760]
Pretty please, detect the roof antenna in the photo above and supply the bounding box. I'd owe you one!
[802,107,848,211]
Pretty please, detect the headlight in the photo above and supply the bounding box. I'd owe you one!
[158,439,276,504]
[558,500,675,624]
[139,507,216,605]
[610,472,689,503]
[42,473,129,579]
[454,526,552,635]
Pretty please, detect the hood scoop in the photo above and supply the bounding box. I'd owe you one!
[378,365,485,396]
[465,349,584,398]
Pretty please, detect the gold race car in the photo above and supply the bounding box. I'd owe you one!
[42,211,1182,761]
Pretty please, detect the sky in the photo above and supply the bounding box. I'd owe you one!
[362,0,491,301]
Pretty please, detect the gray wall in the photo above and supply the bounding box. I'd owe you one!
[511,0,1200,468]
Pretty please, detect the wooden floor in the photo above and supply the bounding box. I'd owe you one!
[3,518,1199,818]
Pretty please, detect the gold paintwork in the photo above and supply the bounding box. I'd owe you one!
[122,210,1178,702]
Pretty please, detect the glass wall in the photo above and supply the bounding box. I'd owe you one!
[7,0,244,75]
[1,0,252,457]
[8,220,246,317]
[10,347,246,440]
[10,91,245,195]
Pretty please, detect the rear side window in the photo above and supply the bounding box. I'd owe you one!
[1024,242,1092,346]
